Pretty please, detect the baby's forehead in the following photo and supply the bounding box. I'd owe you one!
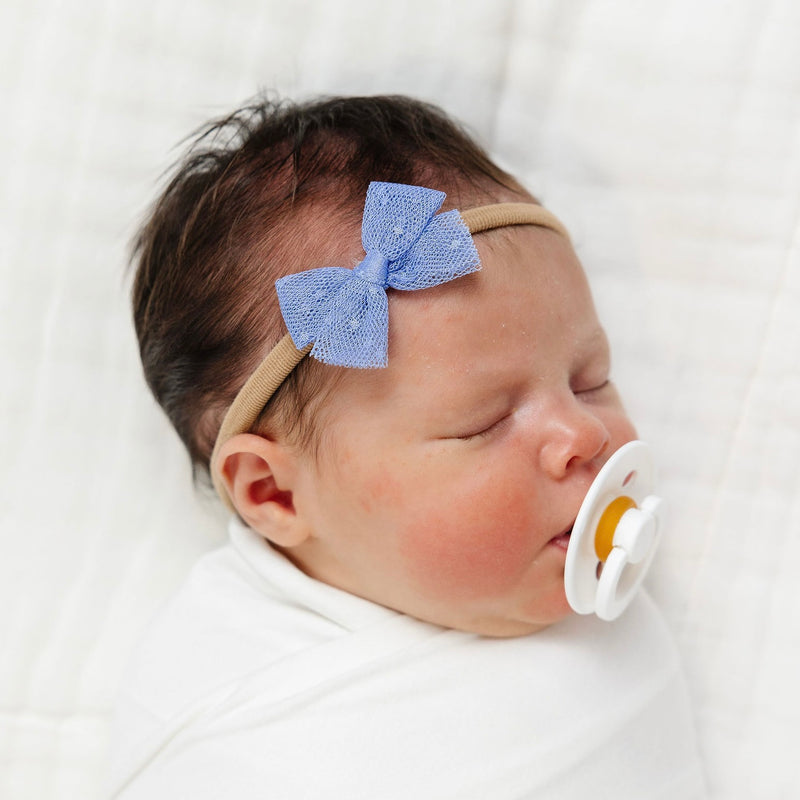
[472,223,582,285]
[399,225,583,318]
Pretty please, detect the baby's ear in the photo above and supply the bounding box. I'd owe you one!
[215,434,311,548]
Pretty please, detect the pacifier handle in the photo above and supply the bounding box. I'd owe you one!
[564,441,665,621]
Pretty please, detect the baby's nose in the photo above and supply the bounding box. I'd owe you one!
[538,400,611,480]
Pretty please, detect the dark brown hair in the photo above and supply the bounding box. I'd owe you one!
[131,94,526,481]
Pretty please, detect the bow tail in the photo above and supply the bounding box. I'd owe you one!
[276,267,351,349]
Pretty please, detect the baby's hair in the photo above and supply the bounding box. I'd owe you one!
[131,94,526,481]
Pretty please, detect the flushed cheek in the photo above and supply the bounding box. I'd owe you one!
[396,476,546,602]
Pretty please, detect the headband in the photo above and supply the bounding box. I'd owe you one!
[211,182,569,509]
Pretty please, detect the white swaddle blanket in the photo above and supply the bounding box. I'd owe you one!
[109,519,706,799]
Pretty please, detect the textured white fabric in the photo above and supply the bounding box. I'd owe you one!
[108,520,705,800]
[2,1,799,798]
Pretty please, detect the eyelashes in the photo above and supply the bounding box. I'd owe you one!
[455,413,513,441]
[574,378,612,401]
[449,377,614,442]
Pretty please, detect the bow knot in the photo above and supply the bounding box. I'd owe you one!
[354,250,390,286]
[275,182,480,369]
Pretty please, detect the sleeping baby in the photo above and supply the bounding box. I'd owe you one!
[109,94,707,798]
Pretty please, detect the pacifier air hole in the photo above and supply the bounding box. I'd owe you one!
[622,470,636,487]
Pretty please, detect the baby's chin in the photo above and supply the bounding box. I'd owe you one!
[462,616,569,639]
[429,602,575,639]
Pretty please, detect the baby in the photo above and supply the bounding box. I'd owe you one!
[110,95,706,798]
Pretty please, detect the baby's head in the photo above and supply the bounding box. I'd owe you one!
[133,95,636,636]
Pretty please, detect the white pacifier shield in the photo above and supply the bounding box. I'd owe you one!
[564,440,664,621]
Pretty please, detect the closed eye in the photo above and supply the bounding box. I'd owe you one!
[455,413,513,441]
[575,379,612,401]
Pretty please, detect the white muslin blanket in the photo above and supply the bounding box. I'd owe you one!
[109,519,706,799]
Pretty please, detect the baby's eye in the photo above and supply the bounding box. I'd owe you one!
[455,413,512,441]
[574,378,612,399]
[578,378,610,392]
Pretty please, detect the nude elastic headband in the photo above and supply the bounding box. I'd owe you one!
[211,201,569,509]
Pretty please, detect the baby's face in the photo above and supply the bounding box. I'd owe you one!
[288,225,636,636]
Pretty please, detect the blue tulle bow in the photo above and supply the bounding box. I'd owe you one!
[275,182,481,368]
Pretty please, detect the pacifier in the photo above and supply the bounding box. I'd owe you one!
[564,440,664,621]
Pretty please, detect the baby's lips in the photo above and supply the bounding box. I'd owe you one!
[552,524,573,542]
[555,512,578,541]
[548,524,573,551]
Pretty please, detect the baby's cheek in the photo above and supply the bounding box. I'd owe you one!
[398,480,541,601]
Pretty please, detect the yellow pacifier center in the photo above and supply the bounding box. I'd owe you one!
[594,496,636,561]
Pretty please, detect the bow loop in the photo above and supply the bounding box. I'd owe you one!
[361,182,446,260]
[389,210,479,289]
[275,182,480,368]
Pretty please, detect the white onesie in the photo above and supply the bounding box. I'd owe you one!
[109,518,707,799]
